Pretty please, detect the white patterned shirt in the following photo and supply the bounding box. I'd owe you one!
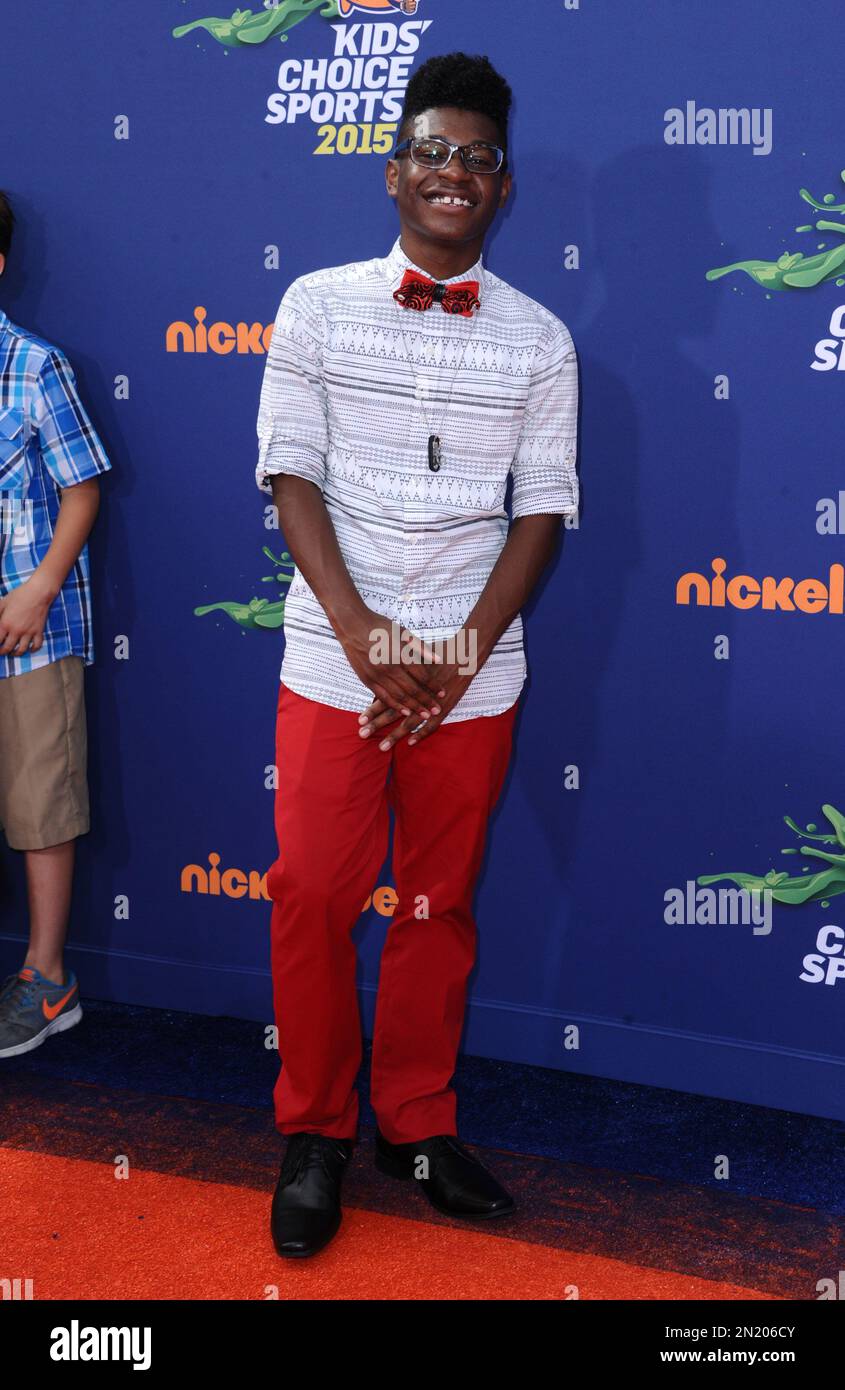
[255,234,578,722]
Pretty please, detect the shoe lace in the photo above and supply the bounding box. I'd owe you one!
[0,973,18,1004]
[0,975,39,1020]
[279,1133,349,1185]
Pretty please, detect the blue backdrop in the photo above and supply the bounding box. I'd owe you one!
[2,0,844,1121]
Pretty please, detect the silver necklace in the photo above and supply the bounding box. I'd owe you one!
[393,283,482,473]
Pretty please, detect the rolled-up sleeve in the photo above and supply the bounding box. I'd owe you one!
[256,276,328,495]
[510,317,579,519]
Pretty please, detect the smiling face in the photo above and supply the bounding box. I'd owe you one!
[386,105,512,271]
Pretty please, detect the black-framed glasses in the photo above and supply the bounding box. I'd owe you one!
[392,136,505,175]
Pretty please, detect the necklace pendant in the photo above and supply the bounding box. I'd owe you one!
[428,434,441,472]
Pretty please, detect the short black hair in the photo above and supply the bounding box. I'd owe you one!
[399,52,512,157]
[0,190,14,261]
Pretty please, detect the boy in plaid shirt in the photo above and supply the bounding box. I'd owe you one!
[0,190,111,1057]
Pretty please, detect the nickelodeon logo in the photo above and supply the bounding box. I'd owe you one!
[677,558,845,613]
[166,308,273,355]
[180,853,401,915]
[181,853,270,900]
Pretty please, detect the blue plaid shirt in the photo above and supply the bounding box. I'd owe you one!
[0,307,111,678]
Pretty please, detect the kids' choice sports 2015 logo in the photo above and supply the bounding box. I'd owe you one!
[705,157,845,372]
[696,801,845,989]
[173,0,433,150]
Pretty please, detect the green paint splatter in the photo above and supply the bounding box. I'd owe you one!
[173,0,340,48]
[698,803,845,905]
[706,167,845,290]
[194,546,294,630]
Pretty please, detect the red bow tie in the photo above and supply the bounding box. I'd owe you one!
[393,267,481,317]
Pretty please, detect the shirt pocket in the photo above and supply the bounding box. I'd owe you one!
[0,407,28,496]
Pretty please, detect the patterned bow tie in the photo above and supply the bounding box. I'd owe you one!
[393,267,481,317]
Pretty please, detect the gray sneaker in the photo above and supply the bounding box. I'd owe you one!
[0,966,82,1058]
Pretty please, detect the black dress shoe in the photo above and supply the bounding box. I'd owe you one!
[374,1129,515,1219]
[270,1132,354,1258]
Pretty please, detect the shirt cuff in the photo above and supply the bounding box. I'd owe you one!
[256,436,325,494]
[510,456,579,519]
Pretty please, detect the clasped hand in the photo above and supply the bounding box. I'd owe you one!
[341,608,477,749]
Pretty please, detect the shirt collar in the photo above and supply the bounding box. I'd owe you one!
[382,235,486,302]
[0,307,9,336]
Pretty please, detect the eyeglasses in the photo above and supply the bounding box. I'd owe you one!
[392,136,506,175]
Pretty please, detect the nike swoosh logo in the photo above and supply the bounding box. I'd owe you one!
[43,988,76,1020]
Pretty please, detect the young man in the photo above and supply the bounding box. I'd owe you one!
[0,190,112,1057]
[256,53,579,1258]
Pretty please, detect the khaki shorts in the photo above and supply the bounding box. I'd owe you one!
[0,655,89,851]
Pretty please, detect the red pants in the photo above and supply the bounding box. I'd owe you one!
[267,682,517,1144]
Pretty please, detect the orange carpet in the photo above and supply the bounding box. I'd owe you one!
[1,1147,777,1301]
